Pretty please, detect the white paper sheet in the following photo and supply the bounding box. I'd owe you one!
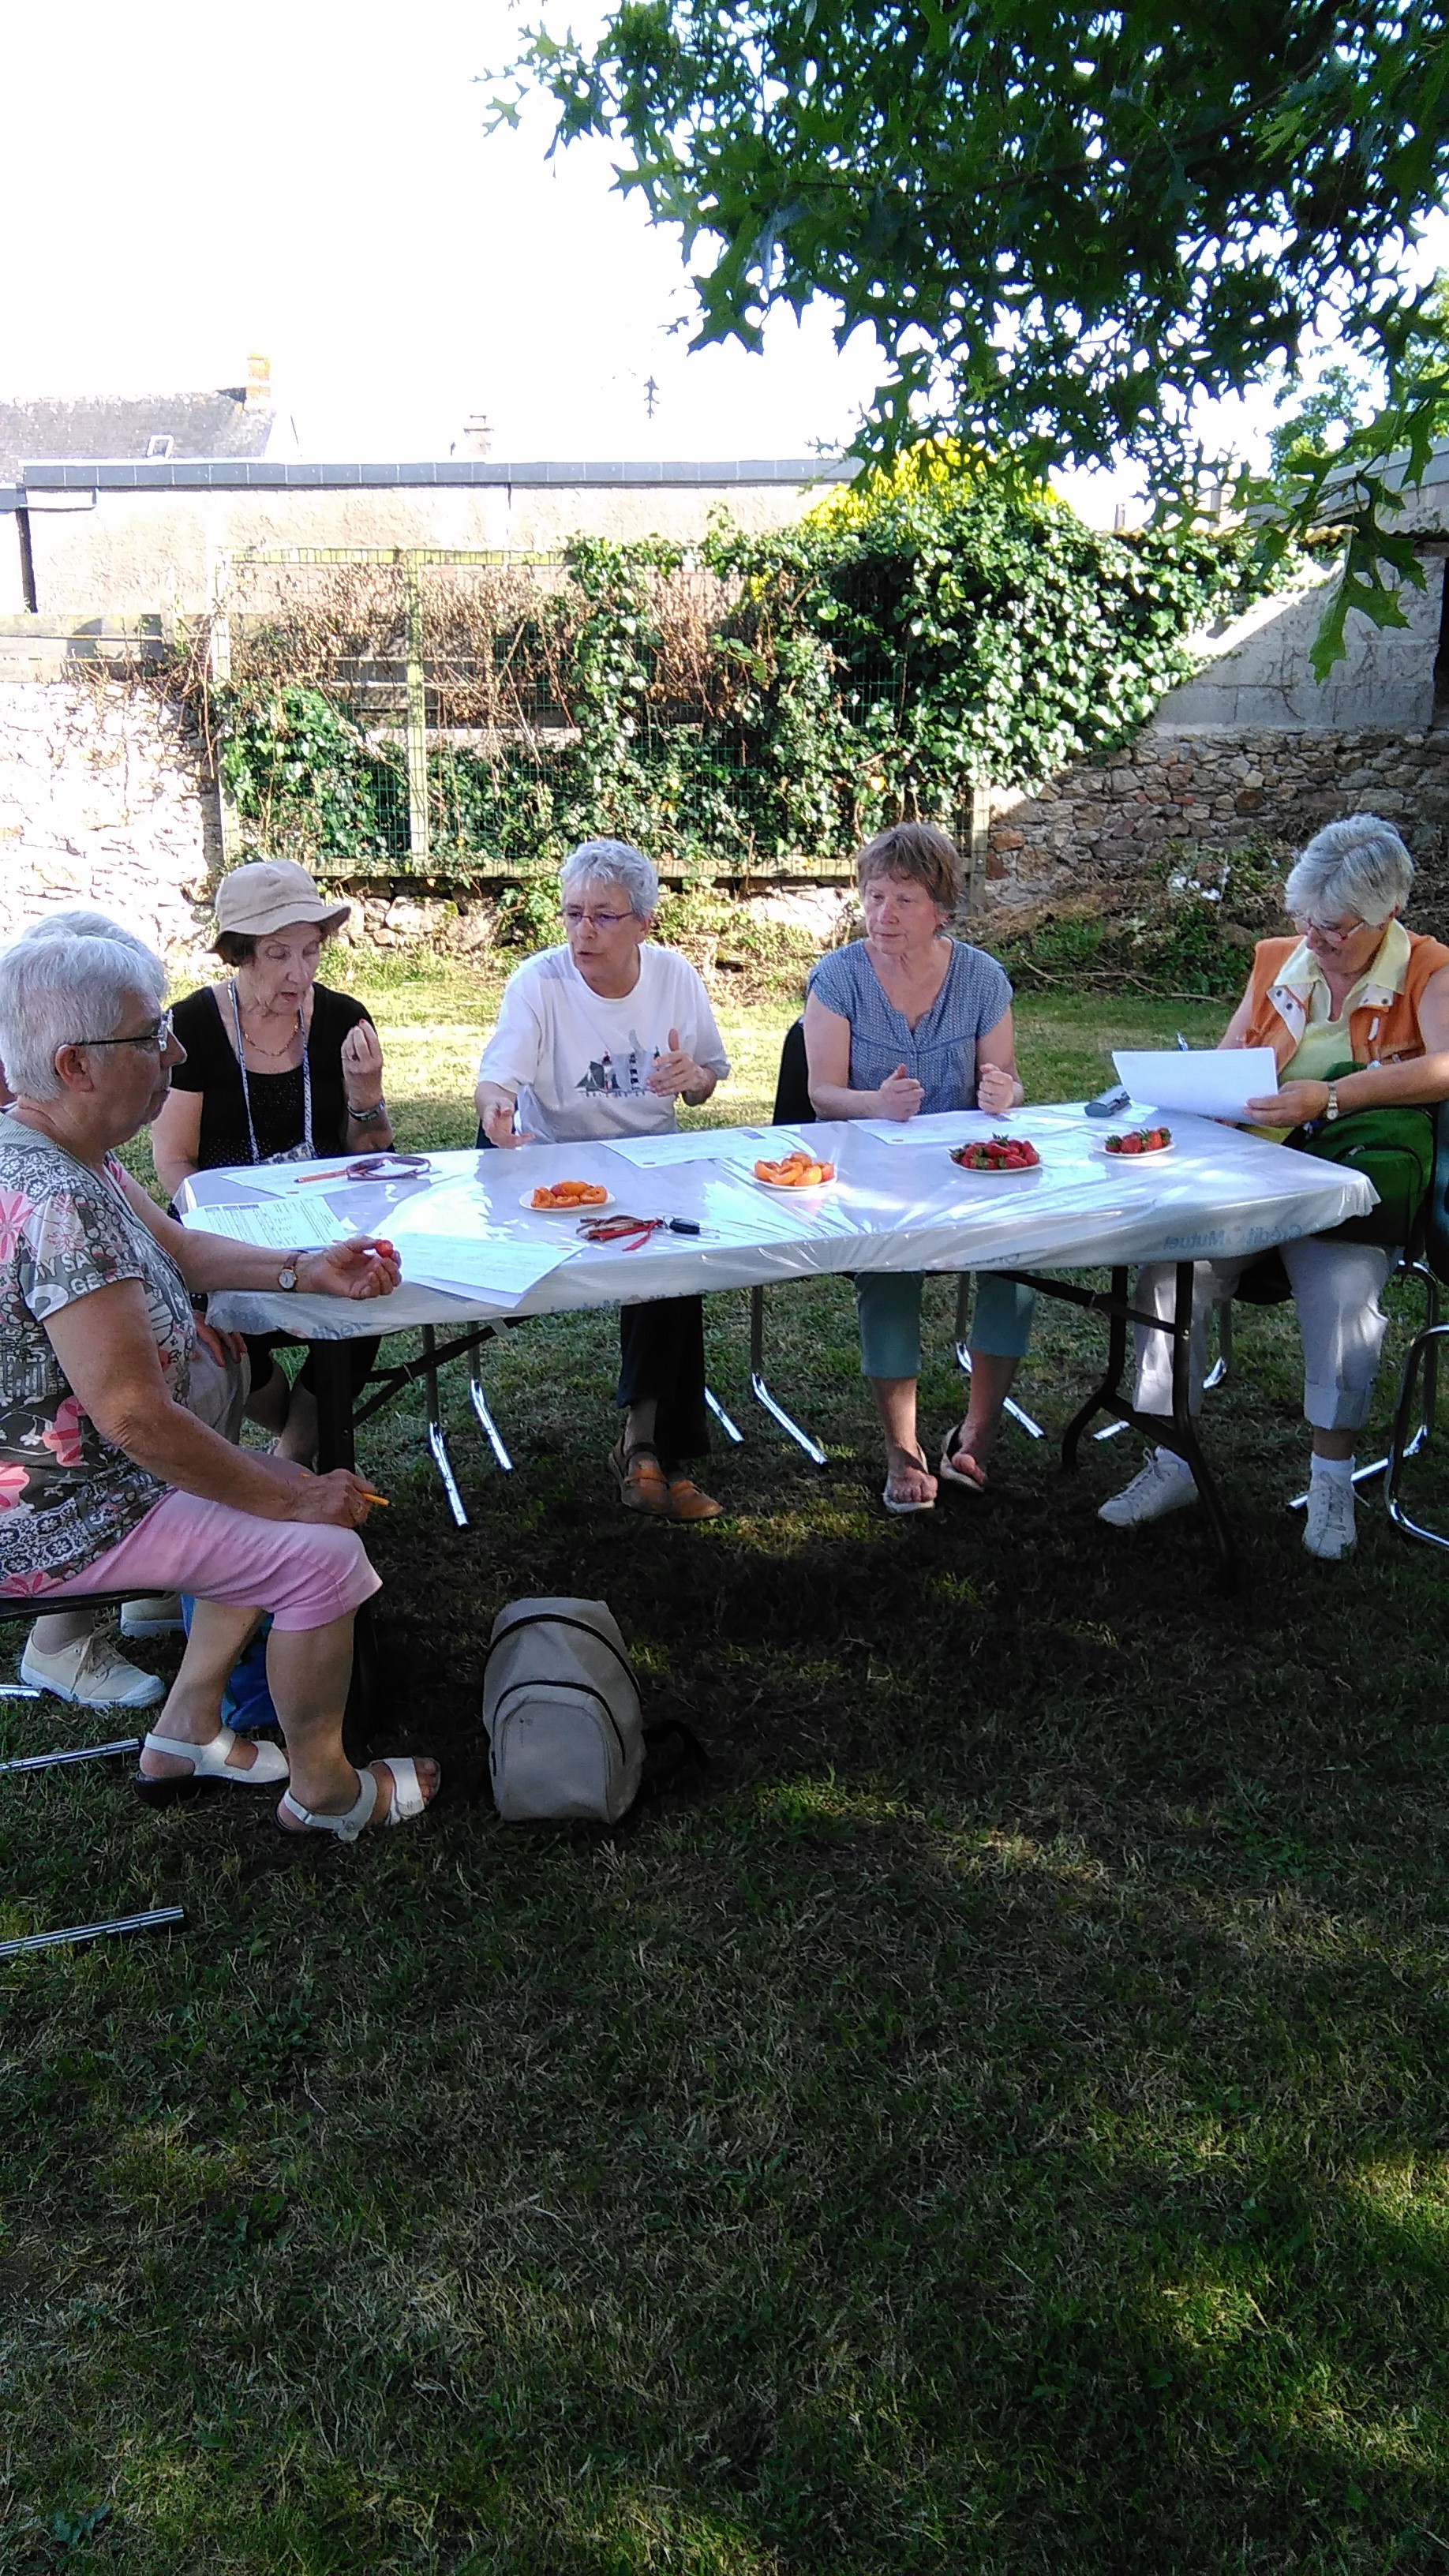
[395,1237,581,1305]
[1110,1048,1280,1121]
[859,1110,990,1146]
[227,1156,360,1199]
[180,1196,355,1250]
[606,1125,807,1170]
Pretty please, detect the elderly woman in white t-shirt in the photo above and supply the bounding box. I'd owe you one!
[475,840,731,1522]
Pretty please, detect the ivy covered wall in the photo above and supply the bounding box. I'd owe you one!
[208,481,1268,886]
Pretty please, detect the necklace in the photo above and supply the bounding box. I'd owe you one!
[234,983,305,1059]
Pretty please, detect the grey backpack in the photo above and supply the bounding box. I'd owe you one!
[483,1597,644,1824]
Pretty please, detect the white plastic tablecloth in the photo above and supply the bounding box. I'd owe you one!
[182,1103,1376,1341]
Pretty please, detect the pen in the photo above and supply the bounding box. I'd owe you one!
[360,1491,390,1507]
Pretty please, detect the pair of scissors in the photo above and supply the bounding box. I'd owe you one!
[575,1212,703,1249]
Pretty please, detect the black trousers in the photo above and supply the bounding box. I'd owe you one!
[244,1332,380,1405]
[616,1297,709,1464]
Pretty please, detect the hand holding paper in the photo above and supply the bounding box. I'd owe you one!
[1110,1047,1280,1122]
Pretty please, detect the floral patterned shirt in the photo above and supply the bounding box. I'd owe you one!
[0,1122,194,1589]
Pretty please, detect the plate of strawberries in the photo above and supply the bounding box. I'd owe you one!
[1097,1125,1173,1158]
[950,1135,1042,1174]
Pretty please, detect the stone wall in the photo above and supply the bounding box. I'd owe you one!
[3,674,1449,968]
[0,680,218,956]
[982,726,1449,924]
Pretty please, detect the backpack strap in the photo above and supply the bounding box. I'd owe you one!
[485,1610,640,1699]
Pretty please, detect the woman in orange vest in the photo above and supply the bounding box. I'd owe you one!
[1100,814,1449,1562]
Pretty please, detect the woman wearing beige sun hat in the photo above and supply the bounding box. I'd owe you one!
[152,859,394,1465]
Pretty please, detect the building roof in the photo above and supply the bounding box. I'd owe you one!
[0,391,271,483]
[5,455,852,496]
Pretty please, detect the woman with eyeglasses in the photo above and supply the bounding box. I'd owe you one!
[474,839,731,1521]
[152,859,392,1466]
[1101,814,1449,1561]
[0,928,435,1837]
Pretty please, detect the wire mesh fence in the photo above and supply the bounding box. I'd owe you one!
[206,548,951,890]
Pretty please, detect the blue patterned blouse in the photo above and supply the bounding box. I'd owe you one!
[807,938,1013,1115]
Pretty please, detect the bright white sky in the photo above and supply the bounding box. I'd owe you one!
[8,0,1446,523]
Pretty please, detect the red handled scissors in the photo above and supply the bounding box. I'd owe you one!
[575,1212,703,1250]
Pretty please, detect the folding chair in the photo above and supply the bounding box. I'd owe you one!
[1382,1100,1449,1544]
[0,1589,187,1960]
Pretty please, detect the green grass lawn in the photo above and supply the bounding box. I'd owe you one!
[7,960,1449,2574]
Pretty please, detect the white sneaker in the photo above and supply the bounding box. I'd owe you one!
[20,1630,166,1708]
[119,1593,185,1638]
[1098,1449,1199,1527]
[1303,1473,1357,1560]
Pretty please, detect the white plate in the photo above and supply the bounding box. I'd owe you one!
[519,1186,613,1214]
[949,1151,1045,1175]
[1094,1139,1174,1161]
[749,1172,837,1194]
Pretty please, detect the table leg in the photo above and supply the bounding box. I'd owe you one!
[310,1341,357,1473]
[1053,1263,1238,1589]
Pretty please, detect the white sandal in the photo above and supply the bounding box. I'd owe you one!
[882,1447,936,1515]
[279,1757,435,1843]
[135,1723,289,1801]
[938,1425,988,1493]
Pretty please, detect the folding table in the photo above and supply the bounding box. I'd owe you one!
[183,1103,1372,1590]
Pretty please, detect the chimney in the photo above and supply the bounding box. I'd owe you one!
[459,413,492,458]
[245,353,272,410]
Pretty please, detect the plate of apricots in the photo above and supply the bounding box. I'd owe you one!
[751,1148,837,1190]
[523,1180,612,1212]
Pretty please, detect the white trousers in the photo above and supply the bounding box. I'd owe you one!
[1133,1236,1394,1433]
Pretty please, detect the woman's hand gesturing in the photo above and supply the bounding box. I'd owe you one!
[297,1237,402,1301]
[876,1063,925,1121]
[646,1029,705,1099]
[340,1019,385,1110]
[976,1060,1020,1117]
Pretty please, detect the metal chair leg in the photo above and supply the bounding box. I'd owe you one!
[1290,1256,1440,1510]
[705,1386,745,1445]
[1386,1310,1448,1546]
[1203,1297,1234,1391]
[468,1376,514,1471]
[748,1285,828,1464]
[953,1276,1044,1440]
[422,1326,469,1526]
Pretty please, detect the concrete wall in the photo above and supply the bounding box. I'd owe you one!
[6,480,841,619]
[1153,557,1446,732]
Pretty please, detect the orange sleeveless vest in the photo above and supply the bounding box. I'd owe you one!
[1241,930,1449,1077]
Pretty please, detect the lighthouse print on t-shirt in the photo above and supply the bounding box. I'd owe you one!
[576,1040,655,1101]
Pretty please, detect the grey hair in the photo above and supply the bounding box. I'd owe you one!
[13,908,157,959]
[0,934,166,1101]
[1285,814,1414,928]
[559,838,659,919]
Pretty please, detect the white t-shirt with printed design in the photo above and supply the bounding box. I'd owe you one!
[476,943,731,1144]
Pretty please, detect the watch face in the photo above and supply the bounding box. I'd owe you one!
[278,1265,299,1290]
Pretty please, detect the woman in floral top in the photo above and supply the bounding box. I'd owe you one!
[0,930,438,1841]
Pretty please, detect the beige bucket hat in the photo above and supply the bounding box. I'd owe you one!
[213,859,351,942]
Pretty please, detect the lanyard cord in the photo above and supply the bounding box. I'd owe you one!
[228,980,313,1165]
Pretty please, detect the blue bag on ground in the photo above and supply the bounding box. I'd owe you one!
[180,1597,278,1733]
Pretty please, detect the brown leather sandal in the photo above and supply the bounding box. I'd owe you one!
[665,1471,724,1523]
[609,1437,672,1515]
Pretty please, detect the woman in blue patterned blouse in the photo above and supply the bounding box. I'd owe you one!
[804,822,1035,1513]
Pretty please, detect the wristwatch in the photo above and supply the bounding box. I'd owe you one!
[1324,1083,1341,1123]
[276,1249,305,1291]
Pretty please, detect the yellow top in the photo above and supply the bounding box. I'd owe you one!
[1253,922,1409,1137]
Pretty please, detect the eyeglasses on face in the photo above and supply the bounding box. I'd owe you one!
[65,1010,174,1055]
[561,906,634,931]
[1291,912,1372,943]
